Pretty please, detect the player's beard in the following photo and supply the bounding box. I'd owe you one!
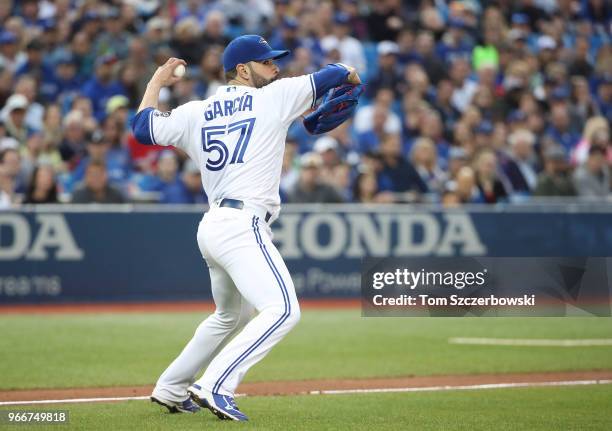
[247,64,277,88]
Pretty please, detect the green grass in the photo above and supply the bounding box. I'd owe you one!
[2,385,612,430]
[0,311,611,390]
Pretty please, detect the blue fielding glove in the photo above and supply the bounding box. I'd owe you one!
[303,84,364,135]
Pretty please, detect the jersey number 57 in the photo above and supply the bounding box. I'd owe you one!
[201,118,255,171]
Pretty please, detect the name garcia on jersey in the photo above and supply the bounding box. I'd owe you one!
[204,93,254,121]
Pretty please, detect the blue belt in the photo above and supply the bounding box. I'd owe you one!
[219,198,272,223]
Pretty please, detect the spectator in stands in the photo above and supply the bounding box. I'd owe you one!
[0,163,16,208]
[454,166,484,204]
[80,54,126,122]
[321,12,366,76]
[20,132,63,179]
[201,10,230,48]
[145,17,172,56]
[545,103,582,154]
[594,74,611,121]
[378,133,427,201]
[366,0,405,42]
[573,146,610,198]
[14,40,54,92]
[287,152,344,203]
[432,79,461,142]
[570,77,599,125]
[58,110,88,170]
[71,160,125,204]
[134,150,183,200]
[413,30,447,86]
[313,136,341,185]
[418,109,450,167]
[0,31,24,74]
[170,17,204,66]
[42,104,63,148]
[1,93,30,144]
[569,36,594,78]
[410,137,446,196]
[23,164,58,204]
[449,57,477,113]
[161,159,207,204]
[0,146,26,194]
[447,146,469,184]
[70,31,96,79]
[352,169,389,203]
[196,45,224,98]
[182,160,207,203]
[354,88,401,149]
[50,52,82,105]
[473,149,508,204]
[503,129,539,195]
[14,75,45,132]
[367,41,403,99]
[94,7,132,59]
[279,139,299,202]
[533,145,576,197]
[571,116,610,165]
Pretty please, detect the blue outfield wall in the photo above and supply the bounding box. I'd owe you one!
[0,204,611,304]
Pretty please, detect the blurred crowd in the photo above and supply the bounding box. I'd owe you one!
[0,0,610,208]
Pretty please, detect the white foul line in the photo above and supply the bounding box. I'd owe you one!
[449,338,612,347]
[309,379,612,395]
[1,380,611,406]
[0,396,149,406]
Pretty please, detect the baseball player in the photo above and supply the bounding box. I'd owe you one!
[132,34,362,421]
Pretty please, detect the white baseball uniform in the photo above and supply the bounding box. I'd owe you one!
[133,64,351,401]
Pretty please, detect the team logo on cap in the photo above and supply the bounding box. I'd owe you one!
[259,37,270,47]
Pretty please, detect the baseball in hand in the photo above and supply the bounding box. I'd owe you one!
[173,64,186,78]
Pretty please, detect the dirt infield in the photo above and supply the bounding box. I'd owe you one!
[0,299,361,314]
[2,370,611,403]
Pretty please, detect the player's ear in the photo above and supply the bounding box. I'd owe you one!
[237,63,250,81]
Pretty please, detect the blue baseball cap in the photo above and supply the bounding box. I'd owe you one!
[474,121,494,135]
[511,13,529,25]
[223,35,289,72]
[0,31,17,45]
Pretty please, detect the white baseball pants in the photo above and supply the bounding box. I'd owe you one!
[153,206,300,400]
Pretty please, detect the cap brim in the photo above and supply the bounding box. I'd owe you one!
[255,50,290,61]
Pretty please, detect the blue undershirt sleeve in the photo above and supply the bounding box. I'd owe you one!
[311,64,351,104]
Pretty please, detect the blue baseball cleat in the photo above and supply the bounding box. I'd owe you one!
[187,384,249,421]
[150,394,201,414]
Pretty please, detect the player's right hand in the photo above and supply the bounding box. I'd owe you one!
[336,63,361,85]
[346,67,361,85]
[148,57,187,88]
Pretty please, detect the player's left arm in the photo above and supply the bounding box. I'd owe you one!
[268,63,361,126]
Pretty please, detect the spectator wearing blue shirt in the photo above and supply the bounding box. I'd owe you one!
[161,160,207,204]
[594,75,612,121]
[436,17,474,65]
[15,40,56,102]
[269,18,302,68]
[67,132,130,193]
[377,133,427,200]
[81,54,127,122]
[47,52,82,104]
[94,8,132,60]
[366,41,403,99]
[544,104,581,154]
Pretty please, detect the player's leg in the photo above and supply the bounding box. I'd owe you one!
[192,216,300,398]
[152,256,255,403]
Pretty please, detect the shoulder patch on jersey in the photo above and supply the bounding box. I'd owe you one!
[153,110,171,117]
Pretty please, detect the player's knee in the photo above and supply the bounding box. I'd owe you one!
[285,304,301,329]
[213,309,241,329]
[261,302,300,329]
